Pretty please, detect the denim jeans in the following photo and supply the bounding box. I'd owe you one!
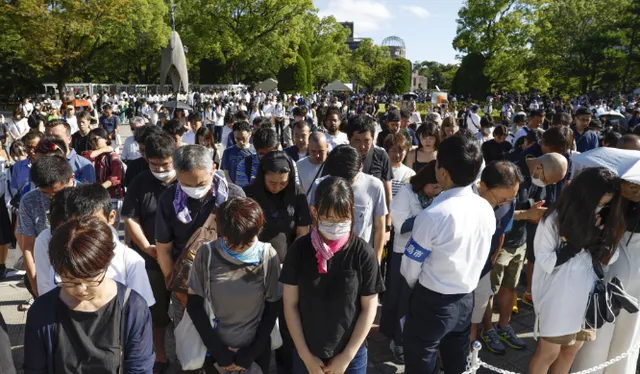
[292,345,367,374]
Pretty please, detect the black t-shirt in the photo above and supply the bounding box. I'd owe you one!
[243,184,311,262]
[121,170,176,270]
[71,132,92,155]
[280,235,385,360]
[155,182,245,260]
[123,157,149,189]
[482,139,513,164]
[54,295,120,374]
[362,147,393,182]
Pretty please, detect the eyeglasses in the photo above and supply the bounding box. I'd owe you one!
[55,271,107,289]
[489,189,516,206]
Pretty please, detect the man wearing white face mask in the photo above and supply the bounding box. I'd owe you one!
[121,133,178,370]
[154,144,245,326]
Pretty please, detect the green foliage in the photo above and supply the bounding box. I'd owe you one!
[298,40,313,93]
[278,54,307,93]
[387,58,411,94]
[344,39,392,91]
[304,15,351,89]
[413,61,458,90]
[451,53,490,99]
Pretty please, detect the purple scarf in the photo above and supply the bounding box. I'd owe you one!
[173,172,229,223]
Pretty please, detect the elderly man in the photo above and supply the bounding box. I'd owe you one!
[155,145,244,324]
[296,132,328,197]
[121,116,145,162]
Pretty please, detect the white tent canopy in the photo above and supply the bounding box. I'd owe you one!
[324,80,352,92]
[255,78,278,92]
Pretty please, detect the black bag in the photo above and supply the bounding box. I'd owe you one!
[584,260,639,329]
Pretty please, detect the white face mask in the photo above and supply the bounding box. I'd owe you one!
[531,167,547,188]
[318,220,352,241]
[152,169,176,182]
[182,184,210,199]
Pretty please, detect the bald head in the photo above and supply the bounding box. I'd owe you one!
[527,152,568,186]
[617,134,640,151]
[308,131,328,165]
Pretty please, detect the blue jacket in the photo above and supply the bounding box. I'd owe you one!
[24,282,154,374]
[67,149,97,183]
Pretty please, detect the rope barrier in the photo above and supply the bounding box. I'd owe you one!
[461,340,640,374]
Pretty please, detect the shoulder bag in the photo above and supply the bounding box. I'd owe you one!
[175,246,216,370]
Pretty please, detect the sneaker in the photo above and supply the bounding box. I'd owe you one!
[521,292,534,307]
[389,341,405,364]
[481,329,506,355]
[0,267,6,281]
[512,292,519,314]
[497,324,526,350]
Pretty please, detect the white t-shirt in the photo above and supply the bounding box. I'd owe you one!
[34,228,156,306]
[64,116,79,135]
[390,184,424,254]
[221,126,233,149]
[465,112,481,134]
[391,164,416,198]
[9,118,29,140]
[121,135,142,161]
[183,130,196,145]
[532,214,618,337]
[325,132,349,151]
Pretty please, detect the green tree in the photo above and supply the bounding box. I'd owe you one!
[278,54,307,93]
[298,40,313,93]
[345,39,392,91]
[387,58,411,94]
[176,0,314,84]
[0,0,168,96]
[453,0,543,92]
[303,15,350,89]
[413,61,459,90]
[450,53,490,99]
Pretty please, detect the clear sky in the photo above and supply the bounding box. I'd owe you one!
[314,0,464,65]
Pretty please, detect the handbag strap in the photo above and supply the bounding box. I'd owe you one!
[305,164,324,197]
[119,288,132,374]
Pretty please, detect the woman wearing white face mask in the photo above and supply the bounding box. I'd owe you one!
[281,177,385,374]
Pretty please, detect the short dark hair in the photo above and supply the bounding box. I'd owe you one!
[526,128,545,144]
[400,109,411,119]
[603,130,622,147]
[217,197,264,247]
[45,119,71,137]
[188,112,202,123]
[77,111,92,122]
[234,110,249,122]
[542,126,571,153]
[293,120,311,131]
[552,111,572,126]
[89,127,111,146]
[23,131,43,145]
[324,107,341,123]
[346,115,376,139]
[292,107,304,117]
[322,144,361,181]
[49,216,115,279]
[66,183,112,221]
[232,121,251,133]
[36,136,67,157]
[134,124,164,145]
[253,127,279,150]
[163,119,187,137]
[145,133,176,160]
[314,176,354,221]
[383,132,411,152]
[481,160,523,189]
[436,135,482,187]
[49,187,75,232]
[410,160,438,193]
[31,155,73,188]
[493,125,508,137]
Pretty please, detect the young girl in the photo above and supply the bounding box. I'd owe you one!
[383,133,415,198]
[405,122,439,173]
[196,126,219,164]
[529,167,626,374]
[281,176,384,374]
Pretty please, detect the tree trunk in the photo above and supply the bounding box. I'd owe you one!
[57,80,66,101]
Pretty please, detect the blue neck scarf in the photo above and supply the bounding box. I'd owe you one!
[221,239,264,266]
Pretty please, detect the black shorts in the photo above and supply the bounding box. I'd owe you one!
[147,268,171,329]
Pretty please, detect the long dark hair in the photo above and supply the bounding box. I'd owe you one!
[250,150,297,207]
[546,167,625,260]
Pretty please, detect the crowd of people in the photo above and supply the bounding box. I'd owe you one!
[0,88,640,374]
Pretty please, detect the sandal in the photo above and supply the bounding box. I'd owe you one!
[153,361,169,374]
[18,297,34,312]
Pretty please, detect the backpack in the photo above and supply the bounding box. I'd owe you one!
[166,209,218,294]
[514,126,531,149]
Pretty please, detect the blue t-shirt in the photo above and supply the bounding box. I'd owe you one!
[99,115,121,134]
[221,146,255,183]
[481,200,515,277]
[572,125,599,153]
